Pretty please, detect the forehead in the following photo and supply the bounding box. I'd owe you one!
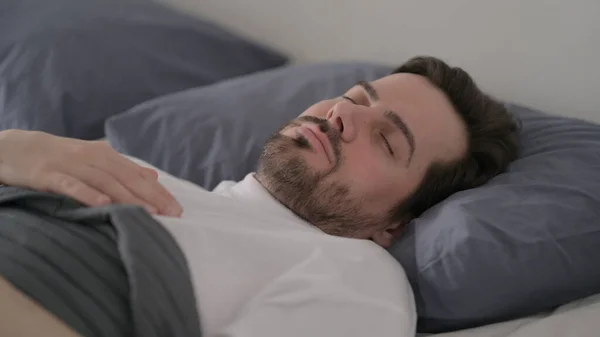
[369,73,451,116]
[364,73,467,165]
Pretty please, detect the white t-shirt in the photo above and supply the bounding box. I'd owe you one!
[135,158,416,337]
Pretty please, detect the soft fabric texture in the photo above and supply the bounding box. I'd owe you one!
[0,186,201,337]
[106,62,392,189]
[0,0,287,139]
[418,293,600,337]
[389,104,600,333]
[126,155,416,337]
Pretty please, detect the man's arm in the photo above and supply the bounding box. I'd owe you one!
[0,129,181,216]
[0,276,82,337]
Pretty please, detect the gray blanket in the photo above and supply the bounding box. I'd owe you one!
[0,186,202,337]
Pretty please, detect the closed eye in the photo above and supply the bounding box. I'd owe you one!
[344,95,395,157]
[380,132,394,156]
[342,95,357,104]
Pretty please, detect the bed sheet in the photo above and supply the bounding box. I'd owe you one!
[421,292,600,337]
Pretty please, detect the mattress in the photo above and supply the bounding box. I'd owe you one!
[423,292,600,337]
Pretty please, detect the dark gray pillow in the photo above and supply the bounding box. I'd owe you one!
[106,62,392,189]
[389,104,600,333]
[0,0,287,140]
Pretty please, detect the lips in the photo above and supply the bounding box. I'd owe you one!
[300,125,333,164]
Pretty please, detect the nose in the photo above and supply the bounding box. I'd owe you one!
[326,100,363,143]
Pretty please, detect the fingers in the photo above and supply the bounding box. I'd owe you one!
[141,168,159,180]
[43,164,164,216]
[41,172,111,208]
[81,164,161,214]
[25,138,182,216]
[103,153,182,216]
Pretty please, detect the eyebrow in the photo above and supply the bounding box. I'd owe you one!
[354,81,416,164]
[356,80,380,101]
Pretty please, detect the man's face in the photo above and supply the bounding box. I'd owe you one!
[256,73,467,247]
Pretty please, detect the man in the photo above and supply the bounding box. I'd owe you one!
[0,56,519,336]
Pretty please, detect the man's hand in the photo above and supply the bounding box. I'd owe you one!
[0,130,182,216]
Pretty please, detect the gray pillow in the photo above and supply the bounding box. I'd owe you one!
[0,0,287,140]
[389,104,600,332]
[106,62,392,189]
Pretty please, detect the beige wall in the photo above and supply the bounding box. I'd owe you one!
[163,0,600,122]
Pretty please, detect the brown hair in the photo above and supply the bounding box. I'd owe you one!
[390,56,521,219]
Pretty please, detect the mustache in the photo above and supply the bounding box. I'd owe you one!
[291,116,342,165]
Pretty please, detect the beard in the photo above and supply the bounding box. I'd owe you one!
[255,116,390,238]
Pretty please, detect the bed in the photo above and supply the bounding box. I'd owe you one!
[1,0,599,336]
[420,293,600,337]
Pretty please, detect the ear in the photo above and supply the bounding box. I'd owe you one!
[371,221,408,248]
[372,230,395,248]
